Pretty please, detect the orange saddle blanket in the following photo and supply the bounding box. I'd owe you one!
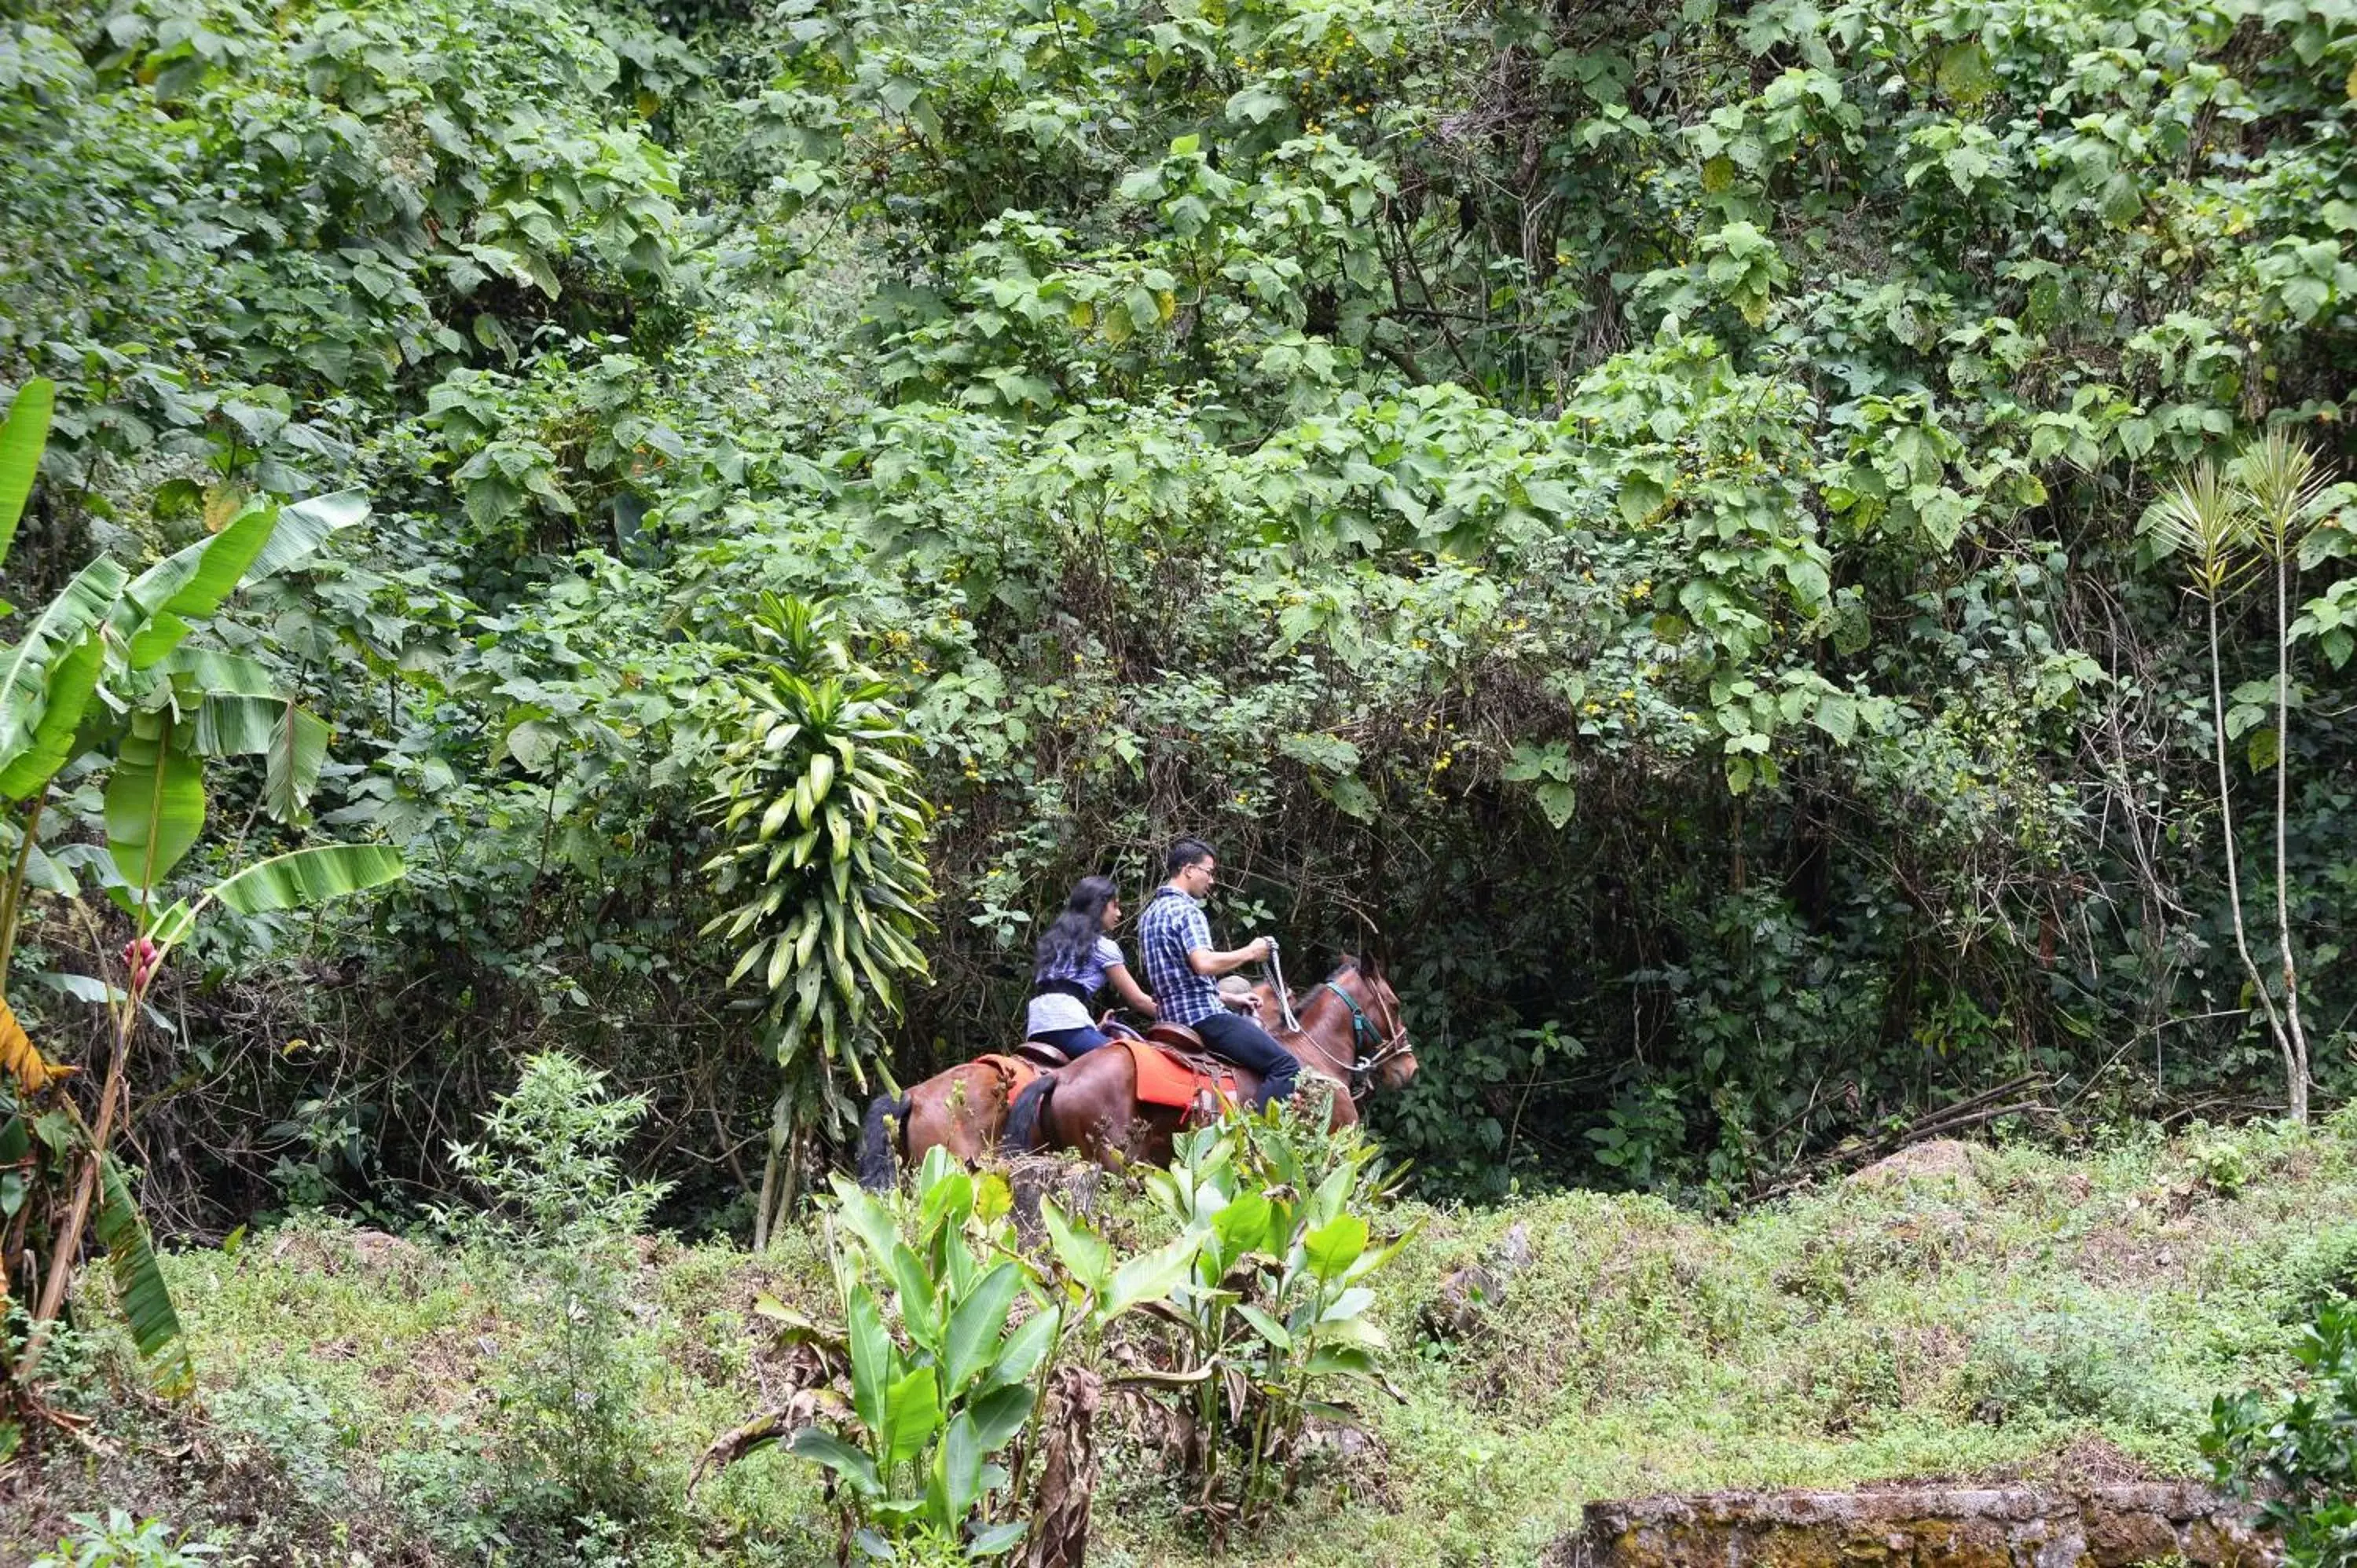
[1123,1039,1241,1112]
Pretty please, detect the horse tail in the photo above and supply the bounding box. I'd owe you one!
[858,1094,911,1191]
[1002,1075,1054,1156]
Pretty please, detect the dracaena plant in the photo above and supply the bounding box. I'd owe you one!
[1137,1105,1414,1533]
[0,379,405,1411]
[699,592,935,1244]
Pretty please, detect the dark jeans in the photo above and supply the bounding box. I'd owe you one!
[1031,1024,1111,1057]
[1196,1011,1300,1108]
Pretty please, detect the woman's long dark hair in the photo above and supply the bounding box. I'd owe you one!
[1035,875,1117,977]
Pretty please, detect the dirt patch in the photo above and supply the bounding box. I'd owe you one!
[1848,1139,1984,1191]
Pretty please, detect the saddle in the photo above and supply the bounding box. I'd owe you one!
[1123,1037,1241,1118]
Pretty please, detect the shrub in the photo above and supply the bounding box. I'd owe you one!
[2205,1300,2357,1567]
[31,1511,219,1568]
[435,1054,673,1550]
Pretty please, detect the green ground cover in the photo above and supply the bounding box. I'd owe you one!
[10,1114,2351,1566]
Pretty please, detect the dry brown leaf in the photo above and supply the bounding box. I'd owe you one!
[0,994,73,1094]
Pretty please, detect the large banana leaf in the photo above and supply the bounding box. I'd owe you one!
[250,489,367,580]
[0,557,130,773]
[0,377,54,570]
[104,710,205,895]
[118,504,279,669]
[207,843,405,914]
[95,1155,193,1397]
[0,628,104,801]
[115,489,368,669]
[194,694,328,820]
[163,647,280,695]
[264,704,331,822]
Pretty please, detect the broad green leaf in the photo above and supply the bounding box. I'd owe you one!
[0,629,104,801]
[933,1410,984,1522]
[1236,1302,1293,1350]
[250,489,367,581]
[1102,1229,1201,1322]
[207,844,405,915]
[263,704,332,822]
[104,711,205,895]
[885,1366,942,1466]
[118,505,280,667]
[1534,779,1576,831]
[943,1261,1021,1398]
[1209,1189,1274,1270]
[918,1160,973,1240]
[848,1285,892,1441]
[967,1520,1027,1557]
[1305,1344,1380,1379]
[0,377,55,568]
[788,1426,882,1495]
[1303,1214,1369,1281]
[892,1240,942,1349]
[159,647,278,696]
[0,558,129,775]
[834,1181,907,1279]
[194,694,290,757]
[966,1381,1033,1449]
[1041,1198,1110,1294]
[984,1305,1058,1390]
[97,1156,192,1397]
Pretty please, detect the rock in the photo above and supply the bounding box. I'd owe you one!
[1422,1222,1535,1340]
[1422,1264,1505,1340]
[1552,1483,2279,1567]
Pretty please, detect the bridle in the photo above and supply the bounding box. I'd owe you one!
[1303,976,1411,1101]
[1263,947,1411,1099]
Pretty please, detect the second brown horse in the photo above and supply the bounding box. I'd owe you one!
[999,959,1416,1168]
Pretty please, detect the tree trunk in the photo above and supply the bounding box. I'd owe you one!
[2273,546,2310,1123]
[2208,599,2294,1112]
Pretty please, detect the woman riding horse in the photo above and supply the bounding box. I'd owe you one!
[856,874,1157,1189]
[1026,874,1157,1056]
[1000,958,1416,1169]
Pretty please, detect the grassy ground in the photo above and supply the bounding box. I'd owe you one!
[8,1114,2353,1567]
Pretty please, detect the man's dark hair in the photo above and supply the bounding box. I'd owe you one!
[1167,837,1215,876]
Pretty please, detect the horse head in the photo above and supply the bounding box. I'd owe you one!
[1329,955,1417,1094]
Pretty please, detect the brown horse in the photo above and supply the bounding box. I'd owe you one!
[856,980,1278,1190]
[856,1054,1033,1191]
[999,960,1417,1168]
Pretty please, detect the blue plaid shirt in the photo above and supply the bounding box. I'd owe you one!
[1138,886,1221,1028]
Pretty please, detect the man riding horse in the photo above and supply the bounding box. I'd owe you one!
[1135,837,1300,1108]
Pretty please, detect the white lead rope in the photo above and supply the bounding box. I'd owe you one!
[1265,937,1303,1034]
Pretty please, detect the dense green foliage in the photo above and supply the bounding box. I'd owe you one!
[7,0,2357,1222]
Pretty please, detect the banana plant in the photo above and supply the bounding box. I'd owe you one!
[0,378,405,1402]
[700,592,935,1244]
